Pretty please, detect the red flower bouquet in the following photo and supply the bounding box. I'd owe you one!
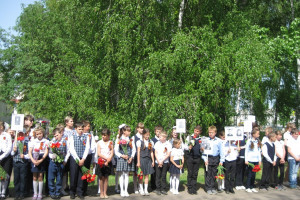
[215,165,225,180]
[137,167,143,180]
[119,139,128,155]
[248,163,261,172]
[50,142,64,163]
[98,158,106,168]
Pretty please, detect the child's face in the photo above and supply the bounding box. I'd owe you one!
[276,134,282,141]
[36,131,43,140]
[175,142,181,149]
[8,130,15,138]
[137,127,144,134]
[208,130,216,139]
[252,131,260,139]
[83,124,90,133]
[219,135,225,140]
[144,132,150,140]
[194,129,201,137]
[292,132,299,140]
[172,130,178,138]
[270,136,276,142]
[155,130,161,137]
[75,126,83,135]
[25,119,33,127]
[102,134,110,142]
[124,130,131,137]
[54,132,63,141]
[66,119,74,128]
[159,135,167,143]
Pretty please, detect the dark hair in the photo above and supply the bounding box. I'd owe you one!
[24,115,34,122]
[250,127,261,149]
[52,128,62,135]
[154,125,163,131]
[74,122,84,129]
[194,125,202,131]
[82,120,90,127]
[101,128,111,136]
[118,125,131,139]
[142,128,150,150]
[291,128,299,135]
[0,121,5,131]
[218,130,225,137]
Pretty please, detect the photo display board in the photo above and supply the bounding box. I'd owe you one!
[225,126,244,141]
[11,114,24,131]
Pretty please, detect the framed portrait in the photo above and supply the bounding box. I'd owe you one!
[202,137,214,155]
[225,126,244,141]
[176,119,186,133]
[11,114,24,131]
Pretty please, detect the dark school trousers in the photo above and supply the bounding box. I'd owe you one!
[155,163,168,192]
[224,160,236,190]
[186,156,201,192]
[246,161,258,189]
[273,158,285,185]
[69,157,89,196]
[204,156,219,191]
[235,157,245,186]
[260,161,274,189]
[13,161,28,198]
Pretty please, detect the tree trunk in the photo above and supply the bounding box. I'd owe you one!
[178,0,185,29]
[290,0,295,21]
[296,57,300,127]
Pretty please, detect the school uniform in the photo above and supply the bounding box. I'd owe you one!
[95,140,113,177]
[11,136,30,199]
[169,148,184,174]
[150,135,160,191]
[115,136,136,172]
[69,131,90,198]
[260,140,276,190]
[136,139,154,175]
[184,135,202,194]
[154,141,172,193]
[274,140,285,186]
[48,138,70,197]
[201,137,225,192]
[235,139,246,188]
[29,138,49,173]
[286,136,300,188]
[224,142,238,192]
[245,138,261,189]
[0,132,12,198]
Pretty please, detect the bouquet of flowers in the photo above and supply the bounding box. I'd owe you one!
[248,163,261,172]
[137,167,143,180]
[98,158,106,168]
[186,135,197,152]
[17,134,25,154]
[33,149,40,167]
[0,165,7,180]
[215,165,225,180]
[81,172,96,183]
[50,142,64,163]
[119,139,128,155]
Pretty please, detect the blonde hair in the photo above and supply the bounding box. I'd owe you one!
[208,126,217,133]
[33,126,45,138]
[136,122,144,129]
[173,138,181,147]
[159,131,168,138]
[64,116,73,124]
[265,127,273,135]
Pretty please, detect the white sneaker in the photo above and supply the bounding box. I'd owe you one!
[240,186,246,190]
[170,188,174,193]
[139,190,145,196]
[251,188,258,193]
[124,192,130,197]
[236,186,241,190]
[174,191,179,195]
[246,188,252,193]
[134,190,139,194]
[120,191,125,197]
[144,191,149,196]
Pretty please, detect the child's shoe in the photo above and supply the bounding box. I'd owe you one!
[32,194,38,200]
[37,195,43,200]
[124,192,129,197]
[240,186,246,190]
[251,188,258,193]
[245,189,252,193]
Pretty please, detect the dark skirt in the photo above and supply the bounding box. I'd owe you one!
[31,154,46,173]
[169,160,184,174]
[95,162,113,177]
[0,154,13,174]
[116,157,135,172]
[140,156,154,175]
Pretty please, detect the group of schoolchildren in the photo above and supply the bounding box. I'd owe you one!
[0,116,299,200]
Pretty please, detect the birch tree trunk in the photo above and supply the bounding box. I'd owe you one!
[178,0,185,29]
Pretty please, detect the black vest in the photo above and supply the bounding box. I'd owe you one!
[185,137,201,158]
[140,140,151,158]
[263,142,275,162]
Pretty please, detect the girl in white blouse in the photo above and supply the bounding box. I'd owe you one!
[28,127,49,200]
[0,121,12,199]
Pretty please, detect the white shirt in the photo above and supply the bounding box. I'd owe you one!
[224,142,239,162]
[170,148,184,161]
[284,131,291,141]
[261,136,268,145]
[29,138,49,155]
[275,140,284,159]
[154,141,172,164]
[136,139,154,148]
[84,132,96,154]
[245,138,262,162]
[69,132,90,161]
[94,140,113,162]
[287,136,300,160]
[262,140,276,164]
[0,132,12,160]
[114,135,136,158]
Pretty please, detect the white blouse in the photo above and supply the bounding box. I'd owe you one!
[0,132,12,160]
[29,138,49,155]
[136,139,154,148]
[114,135,136,158]
[170,148,184,161]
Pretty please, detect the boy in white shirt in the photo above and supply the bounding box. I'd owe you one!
[287,128,300,189]
[274,130,285,190]
[224,140,239,194]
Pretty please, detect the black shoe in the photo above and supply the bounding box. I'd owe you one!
[70,194,75,199]
[225,190,230,194]
[155,190,161,195]
[161,191,167,195]
[193,191,198,195]
[115,189,120,194]
[61,189,69,196]
[188,190,193,195]
[78,195,85,200]
[55,196,61,199]
[229,189,235,194]
[50,195,57,199]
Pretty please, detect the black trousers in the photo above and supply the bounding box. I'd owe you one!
[150,167,156,190]
[224,160,236,190]
[82,154,93,195]
[260,161,273,189]
[235,157,245,186]
[186,156,201,192]
[204,156,219,191]
[274,158,284,185]
[69,157,89,196]
[155,163,168,191]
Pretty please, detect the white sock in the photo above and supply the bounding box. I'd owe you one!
[175,174,180,192]
[222,179,225,189]
[119,174,124,194]
[115,172,120,190]
[133,174,137,191]
[38,181,43,196]
[33,181,38,195]
[1,181,5,196]
[98,178,101,193]
[124,172,129,194]
[139,183,144,192]
[0,181,2,196]
[144,184,148,193]
[170,175,173,191]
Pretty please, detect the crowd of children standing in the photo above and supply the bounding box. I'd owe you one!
[0,116,299,200]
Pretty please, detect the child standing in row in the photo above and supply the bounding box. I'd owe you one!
[136,128,154,196]
[115,125,136,197]
[245,127,261,193]
[287,128,300,189]
[169,139,184,195]
[154,131,172,195]
[95,129,114,199]
[217,131,226,192]
[274,130,285,190]
[28,127,49,200]
[260,132,276,191]
[224,140,238,194]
